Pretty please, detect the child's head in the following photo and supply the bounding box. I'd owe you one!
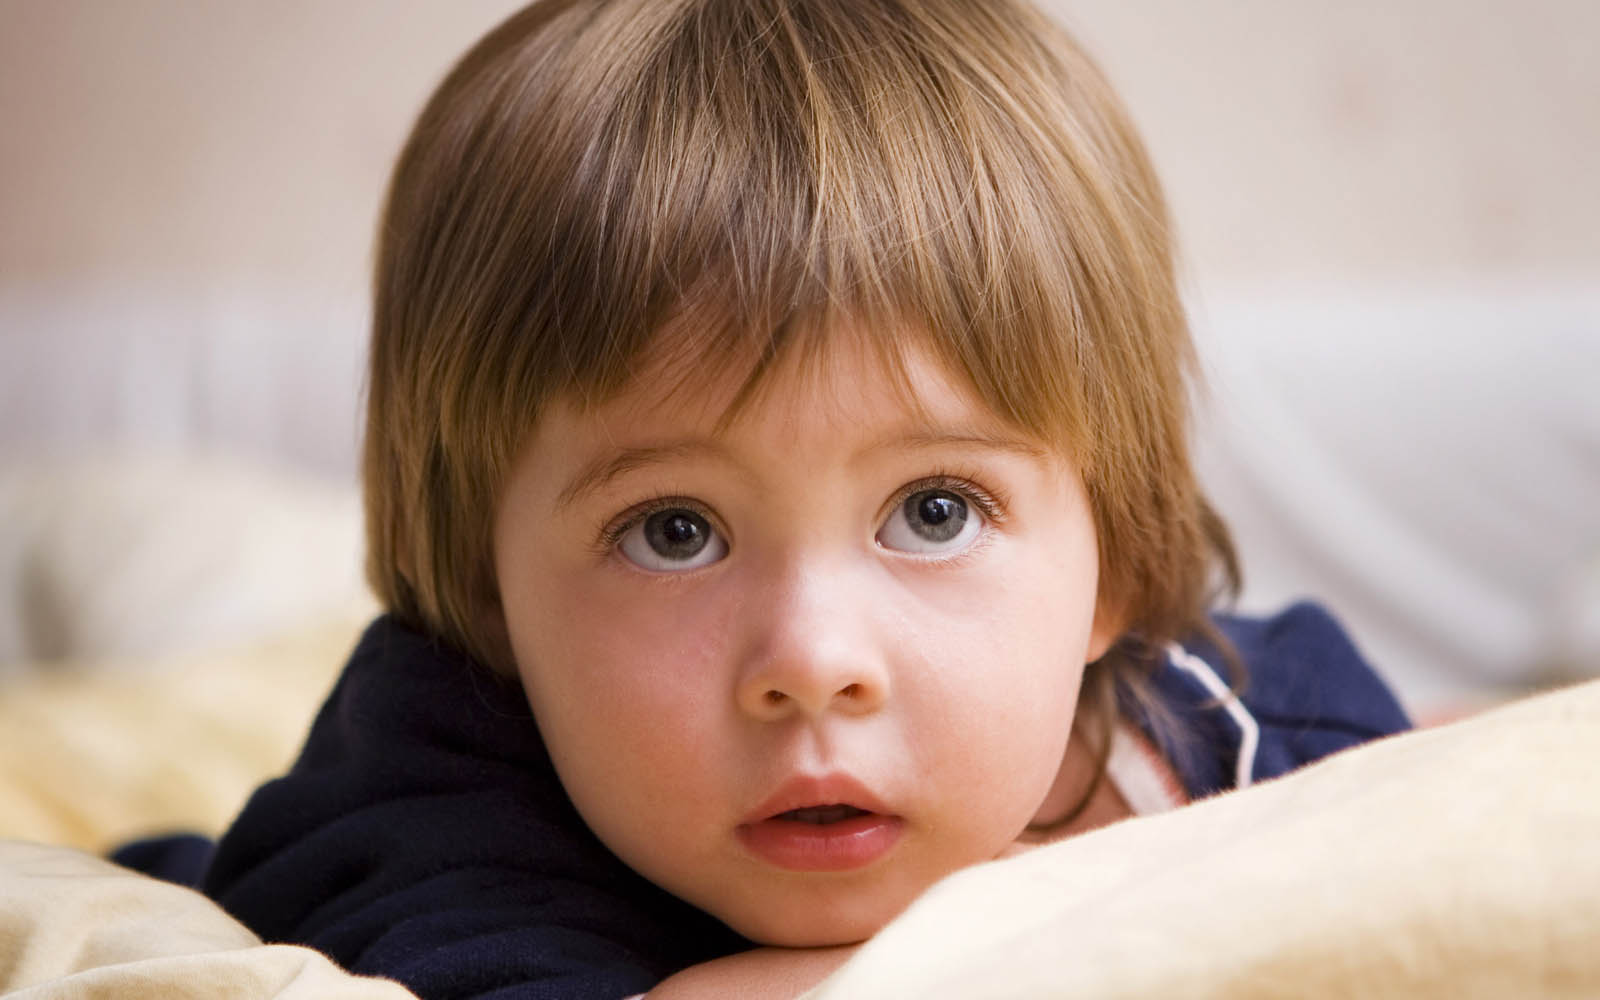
[363,0,1234,944]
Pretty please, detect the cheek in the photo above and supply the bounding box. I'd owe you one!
[904,547,1096,691]
[510,555,710,700]
[894,553,1093,804]
[502,559,732,815]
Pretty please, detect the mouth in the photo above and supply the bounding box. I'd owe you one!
[773,804,871,825]
[738,777,904,872]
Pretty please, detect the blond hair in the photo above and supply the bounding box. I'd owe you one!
[365,0,1238,736]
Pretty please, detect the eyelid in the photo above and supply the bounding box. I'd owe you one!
[883,470,1010,526]
[596,494,723,555]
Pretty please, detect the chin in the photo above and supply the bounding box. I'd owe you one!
[719,888,911,948]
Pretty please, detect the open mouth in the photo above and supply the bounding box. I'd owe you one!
[739,803,902,871]
[737,774,904,871]
[774,804,871,825]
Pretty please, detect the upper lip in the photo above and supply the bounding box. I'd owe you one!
[742,773,894,824]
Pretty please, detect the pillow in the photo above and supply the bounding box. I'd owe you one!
[0,618,363,851]
[807,679,1600,998]
[0,454,370,668]
[0,839,415,1000]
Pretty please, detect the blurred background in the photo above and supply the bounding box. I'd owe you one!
[2,0,1597,716]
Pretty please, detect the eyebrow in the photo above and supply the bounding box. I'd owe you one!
[554,440,731,512]
[875,431,1052,462]
[553,429,1051,512]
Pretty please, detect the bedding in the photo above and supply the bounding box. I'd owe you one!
[0,839,414,999]
[0,617,365,852]
[2,634,1596,998]
[808,677,1600,999]
[0,455,370,668]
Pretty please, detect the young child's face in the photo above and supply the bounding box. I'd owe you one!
[494,325,1116,946]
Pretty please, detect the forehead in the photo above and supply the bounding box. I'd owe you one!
[517,319,1070,517]
[569,317,1011,444]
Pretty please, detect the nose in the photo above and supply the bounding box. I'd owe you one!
[734,565,890,722]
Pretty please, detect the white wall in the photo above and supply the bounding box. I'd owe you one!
[1054,0,1600,291]
[3,1,1594,295]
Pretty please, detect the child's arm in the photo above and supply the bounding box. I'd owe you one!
[644,944,858,999]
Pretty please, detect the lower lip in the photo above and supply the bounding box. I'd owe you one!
[736,813,905,872]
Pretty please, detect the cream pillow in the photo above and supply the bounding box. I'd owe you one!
[809,679,1600,999]
[0,839,415,1000]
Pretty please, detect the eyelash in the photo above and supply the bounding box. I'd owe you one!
[592,467,1012,556]
[594,494,718,555]
[885,467,1010,529]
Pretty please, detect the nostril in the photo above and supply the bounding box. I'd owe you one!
[838,683,861,699]
[764,690,785,705]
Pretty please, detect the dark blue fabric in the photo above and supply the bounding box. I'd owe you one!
[111,833,215,888]
[201,620,748,1000]
[1142,601,1412,797]
[198,603,1407,999]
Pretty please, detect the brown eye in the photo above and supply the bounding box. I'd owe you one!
[618,507,727,571]
[647,510,710,557]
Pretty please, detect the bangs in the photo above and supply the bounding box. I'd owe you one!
[369,0,1221,679]
[426,0,1183,472]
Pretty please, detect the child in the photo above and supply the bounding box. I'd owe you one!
[200,1,1409,997]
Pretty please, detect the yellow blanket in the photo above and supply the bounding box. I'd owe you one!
[0,619,362,851]
[0,840,412,1000]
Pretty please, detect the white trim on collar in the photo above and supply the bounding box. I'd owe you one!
[1165,642,1261,790]
[1104,724,1186,815]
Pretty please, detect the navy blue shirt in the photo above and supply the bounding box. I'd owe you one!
[200,603,1408,999]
